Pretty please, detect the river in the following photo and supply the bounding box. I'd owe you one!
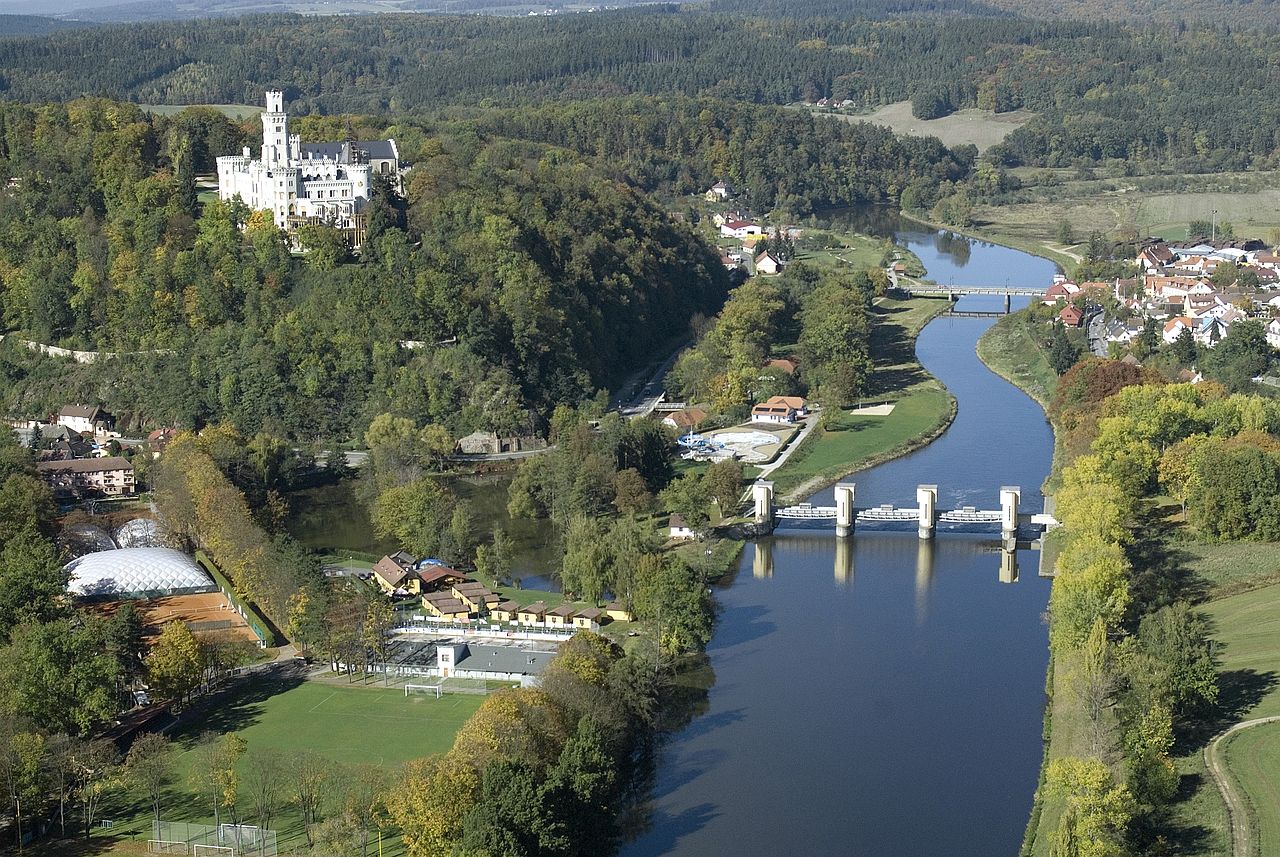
[622,215,1060,856]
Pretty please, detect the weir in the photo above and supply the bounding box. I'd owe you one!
[760,481,1050,548]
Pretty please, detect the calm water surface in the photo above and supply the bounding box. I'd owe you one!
[623,216,1060,856]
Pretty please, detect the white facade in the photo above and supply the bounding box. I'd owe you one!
[216,90,400,246]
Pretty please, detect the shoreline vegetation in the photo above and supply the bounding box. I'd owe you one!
[977,308,1280,857]
[903,210,1077,274]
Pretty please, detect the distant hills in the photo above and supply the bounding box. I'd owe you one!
[0,14,93,35]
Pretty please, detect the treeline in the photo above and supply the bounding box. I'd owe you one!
[391,631,661,857]
[0,98,729,441]
[666,263,881,414]
[468,97,972,216]
[1035,360,1280,854]
[2,11,1280,169]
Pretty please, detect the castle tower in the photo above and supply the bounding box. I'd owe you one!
[261,90,289,168]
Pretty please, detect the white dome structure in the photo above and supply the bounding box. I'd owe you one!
[114,518,163,549]
[65,547,216,600]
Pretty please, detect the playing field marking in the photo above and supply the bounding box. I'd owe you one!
[307,691,337,713]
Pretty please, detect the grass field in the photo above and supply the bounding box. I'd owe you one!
[963,170,1280,271]
[38,676,483,857]
[139,103,262,120]
[976,312,1058,409]
[820,101,1035,152]
[770,295,954,498]
[1224,725,1280,856]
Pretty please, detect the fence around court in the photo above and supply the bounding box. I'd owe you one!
[195,551,279,647]
[151,821,277,856]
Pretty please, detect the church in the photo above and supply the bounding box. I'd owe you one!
[216,90,401,248]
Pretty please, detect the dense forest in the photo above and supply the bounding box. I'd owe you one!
[0,99,734,440]
[1,8,1280,170]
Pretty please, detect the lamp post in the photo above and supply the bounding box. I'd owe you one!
[1212,209,1218,243]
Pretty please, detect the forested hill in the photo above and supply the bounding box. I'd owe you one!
[2,10,1280,170]
[0,100,733,440]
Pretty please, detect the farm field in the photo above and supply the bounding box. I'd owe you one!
[139,103,262,119]
[821,101,1035,152]
[965,171,1280,265]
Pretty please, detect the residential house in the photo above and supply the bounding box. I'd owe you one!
[1162,316,1197,345]
[57,405,115,436]
[418,565,468,592]
[452,582,500,613]
[669,514,695,540]
[1058,306,1084,328]
[705,181,732,201]
[720,220,764,240]
[662,408,709,431]
[1266,318,1280,350]
[605,602,633,622]
[372,556,417,595]
[1194,316,1230,347]
[1137,243,1174,272]
[572,607,604,631]
[421,591,471,620]
[147,428,178,458]
[1184,292,1228,319]
[755,251,783,275]
[518,602,549,626]
[1042,281,1077,306]
[545,603,576,629]
[751,395,808,425]
[491,600,521,623]
[35,456,134,498]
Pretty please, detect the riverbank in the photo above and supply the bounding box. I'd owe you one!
[903,210,1076,273]
[768,294,956,501]
[979,313,1280,857]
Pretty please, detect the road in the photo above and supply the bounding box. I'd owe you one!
[1204,715,1280,857]
[611,340,689,418]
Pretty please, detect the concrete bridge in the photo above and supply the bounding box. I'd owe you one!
[894,283,1047,315]
[753,481,1056,551]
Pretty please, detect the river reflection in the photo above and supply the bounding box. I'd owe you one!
[753,534,1020,592]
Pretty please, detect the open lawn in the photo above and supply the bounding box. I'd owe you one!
[1224,724,1280,856]
[821,101,1035,152]
[35,675,482,857]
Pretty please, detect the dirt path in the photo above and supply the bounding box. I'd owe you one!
[1205,715,1280,857]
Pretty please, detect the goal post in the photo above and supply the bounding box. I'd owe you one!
[404,683,442,699]
[146,841,188,855]
[191,846,233,857]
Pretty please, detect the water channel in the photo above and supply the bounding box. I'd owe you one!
[622,215,1061,856]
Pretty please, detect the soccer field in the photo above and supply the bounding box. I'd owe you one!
[169,675,485,767]
[46,676,485,857]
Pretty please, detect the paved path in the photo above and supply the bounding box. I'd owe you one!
[1205,715,1280,857]
[755,414,820,479]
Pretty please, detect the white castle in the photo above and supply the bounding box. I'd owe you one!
[216,90,401,247]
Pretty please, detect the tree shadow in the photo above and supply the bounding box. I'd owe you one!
[1124,503,1205,624]
[167,667,308,749]
[1177,668,1279,752]
[622,802,720,856]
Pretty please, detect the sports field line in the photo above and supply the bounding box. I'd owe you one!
[307,691,337,713]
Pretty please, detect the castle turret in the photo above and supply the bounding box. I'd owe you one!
[261,89,289,168]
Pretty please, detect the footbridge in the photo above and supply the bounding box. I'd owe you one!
[894,283,1047,316]
[753,481,1057,550]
